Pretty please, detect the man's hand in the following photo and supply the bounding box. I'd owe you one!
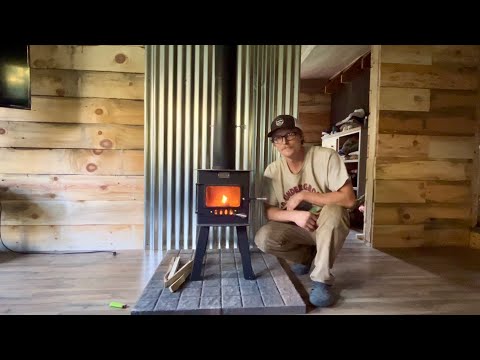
[293,211,318,232]
[285,191,305,211]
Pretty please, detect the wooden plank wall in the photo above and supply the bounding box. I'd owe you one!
[372,45,479,248]
[299,79,330,144]
[0,45,145,251]
[471,230,480,249]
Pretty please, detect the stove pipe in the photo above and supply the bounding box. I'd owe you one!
[212,45,237,170]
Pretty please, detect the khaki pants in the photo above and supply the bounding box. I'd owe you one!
[254,205,350,285]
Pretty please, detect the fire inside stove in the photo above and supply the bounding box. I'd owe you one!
[205,186,241,215]
[193,169,255,280]
[196,170,250,226]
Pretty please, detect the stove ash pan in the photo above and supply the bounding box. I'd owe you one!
[195,170,253,226]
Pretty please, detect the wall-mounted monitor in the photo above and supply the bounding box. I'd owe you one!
[0,45,31,110]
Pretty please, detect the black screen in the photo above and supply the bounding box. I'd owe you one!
[0,45,31,110]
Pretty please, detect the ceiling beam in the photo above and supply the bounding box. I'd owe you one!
[324,52,371,94]
[341,59,363,83]
[361,52,371,70]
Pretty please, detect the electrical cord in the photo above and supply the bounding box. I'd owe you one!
[0,201,117,256]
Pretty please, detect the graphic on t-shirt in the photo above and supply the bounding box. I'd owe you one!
[280,183,317,208]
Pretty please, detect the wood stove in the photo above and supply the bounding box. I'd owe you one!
[191,169,256,281]
[189,45,258,281]
[196,170,250,226]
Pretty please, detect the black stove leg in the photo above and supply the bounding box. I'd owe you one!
[236,226,256,280]
[191,226,209,281]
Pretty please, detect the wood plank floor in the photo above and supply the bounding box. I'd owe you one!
[291,232,480,315]
[0,249,162,315]
[1,231,479,315]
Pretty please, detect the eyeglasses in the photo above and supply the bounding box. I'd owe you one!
[272,132,298,144]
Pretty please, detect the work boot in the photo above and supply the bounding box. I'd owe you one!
[290,250,315,276]
[290,263,311,275]
[309,281,334,307]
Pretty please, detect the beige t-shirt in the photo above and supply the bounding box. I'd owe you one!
[263,145,350,209]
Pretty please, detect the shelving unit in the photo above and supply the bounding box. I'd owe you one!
[320,126,367,199]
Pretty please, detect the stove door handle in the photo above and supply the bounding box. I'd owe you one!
[195,184,201,213]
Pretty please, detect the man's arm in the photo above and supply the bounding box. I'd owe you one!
[285,179,356,211]
[265,204,319,232]
[265,205,297,222]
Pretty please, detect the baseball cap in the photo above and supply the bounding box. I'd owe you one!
[267,115,303,137]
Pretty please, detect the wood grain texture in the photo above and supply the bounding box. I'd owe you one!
[2,233,480,315]
[364,45,381,243]
[380,87,430,111]
[0,45,145,253]
[1,225,144,251]
[378,110,475,136]
[375,180,426,203]
[372,225,425,247]
[377,134,474,159]
[0,96,144,125]
[0,248,161,314]
[378,110,424,133]
[299,79,327,93]
[298,104,330,113]
[424,227,469,247]
[31,69,144,100]
[0,148,144,175]
[432,45,480,67]
[376,159,472,181]
[373,225,468,247]
[313,94,332,105]
[377,134,428,157]
[299,92,331,108]
[472,60,480,227]
[430,90,477,111]
[428,136,475,159]
[299,91,331,143]
[425,182,471,204]
[375,180,470,204]
[381,63,477,90]
[30,45,145,73]
[471,231,480,249]
[1,200,144,225]
[374,204,471,225]
[0,121,143,150]
[372,45,479,250]
[380,46,480,67]
[299,93,315,103]
[300,113,330,143]
[0,174,144,201]
[381,45,432,65]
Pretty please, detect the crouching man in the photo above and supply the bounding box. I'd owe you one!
[255,115,356,307]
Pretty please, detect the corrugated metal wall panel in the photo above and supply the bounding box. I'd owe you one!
[237,45,301,243]
[145,45,300,251]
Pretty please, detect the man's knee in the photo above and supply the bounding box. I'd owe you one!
[317,204,349,229]
[254,222,283,252]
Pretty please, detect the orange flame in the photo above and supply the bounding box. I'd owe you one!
[205,186,240,207]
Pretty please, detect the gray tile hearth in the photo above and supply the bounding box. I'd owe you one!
[131,248,306,315]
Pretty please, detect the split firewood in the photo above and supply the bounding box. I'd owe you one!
[163,256,177,284]
[164,259,194,289]
[167,256,181,280]
[169,262,194,293]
